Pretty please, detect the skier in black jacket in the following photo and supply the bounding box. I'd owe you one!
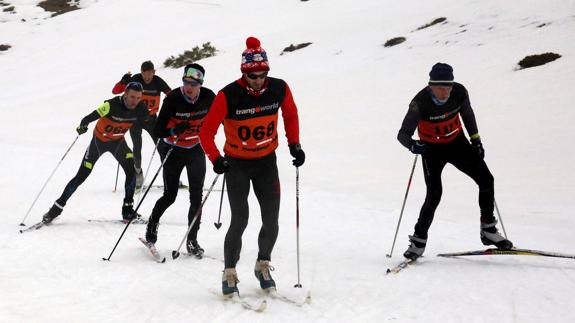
[144,63,215,257]
[397,63,513,260]
[42,82,149,224]
[112,61,172,188]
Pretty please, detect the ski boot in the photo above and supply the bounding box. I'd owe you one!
[222,268,239,296]
[403,234,427,260]
[481,221,513,249]
[135,167,144,190]
[42,202,64,224]
[121,202,141,222]
[145,218,159,244]
[254,260,276,291]
[186,239,204,258]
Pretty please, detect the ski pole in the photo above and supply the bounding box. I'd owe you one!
[113,162,120,192]
[386,155,418,258]
[294,167,302,288]
[172,174,221,259]
[136,138,160,205]
[494,199,508,239]
[103,140,177,262]
[213,174,226,229]
[20,135,80,226]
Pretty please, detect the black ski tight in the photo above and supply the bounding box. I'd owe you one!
[224,153,281,268]
[129,115,158,169]
[149,141,206,241]
[414,134,495,239]
[56,136,136,206]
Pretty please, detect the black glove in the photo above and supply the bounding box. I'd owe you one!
[213,156,229,174]
[471,138,485,159]
[76,124,88,135]
[120,72,132,84]
[409,140,427,155]
[289,143,305,167]
[170,122,188,136]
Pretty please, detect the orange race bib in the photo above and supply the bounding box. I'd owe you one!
[94,118,133,142]
[224,114,279,159]
[140,94,161,115]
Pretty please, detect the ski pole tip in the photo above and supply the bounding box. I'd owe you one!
[102,257,110,261]
[19,223,26,227]
[294,283,302,288]
[172,250,180,259]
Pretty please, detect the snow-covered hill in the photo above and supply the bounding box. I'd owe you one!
[1,0,575,322]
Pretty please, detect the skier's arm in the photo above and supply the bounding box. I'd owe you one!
[281,83,300,145]
[459,92,480,140]
[199,91,228,163]
[154,97,175,138]
[397,100,421,149]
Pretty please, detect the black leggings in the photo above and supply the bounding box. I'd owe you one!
[149,141,206,241]
[56,136,136,207]
[224,153,281,268]
[129,115,158,169]
[414,134,495,239]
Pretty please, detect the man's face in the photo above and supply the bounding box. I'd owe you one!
[244,71,268,91]
[182,78,201,98]
[141,69,155,84]
[429,85,453,102]
[124,89,143,109]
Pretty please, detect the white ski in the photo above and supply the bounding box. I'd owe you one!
[138,237,166,263]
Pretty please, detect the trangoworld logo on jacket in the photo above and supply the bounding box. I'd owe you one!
[235,102,279,115]
[175,110,209,118]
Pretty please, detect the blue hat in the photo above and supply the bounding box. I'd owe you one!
[428,63,454,86]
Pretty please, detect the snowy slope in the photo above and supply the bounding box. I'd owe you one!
[1,0,575,322]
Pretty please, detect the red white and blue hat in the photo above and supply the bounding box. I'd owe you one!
[241,37,270,73]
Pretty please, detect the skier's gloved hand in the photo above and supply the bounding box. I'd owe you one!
[170,122,188,136]
[410,140,427,155]
[471,138,485,159]
[120,72,132,84]
[76,124,88,135]
[289,143,305,167]
[213,156,229,174]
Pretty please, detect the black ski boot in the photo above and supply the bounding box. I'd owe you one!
[254,260,276,291]
[186,239,204,258]
[42,202,64,224]
[145,218,159,244]
[121,202,141,221]
[403,234,427,260]
[222,268,239,296]
[481,221,513,249]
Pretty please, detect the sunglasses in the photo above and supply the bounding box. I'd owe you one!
[126,81,143,91]
[183,78,202,87]
[246,72,268,80]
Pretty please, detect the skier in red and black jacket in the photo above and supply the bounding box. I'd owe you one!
[397,63,513,260]
[144,63,215,257]
[199,37,305,296]
[112,61,171,188]
[42,82,149,224]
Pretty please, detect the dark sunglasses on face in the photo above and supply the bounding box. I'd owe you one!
[246,72,268,80]
[183,78,202,87]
